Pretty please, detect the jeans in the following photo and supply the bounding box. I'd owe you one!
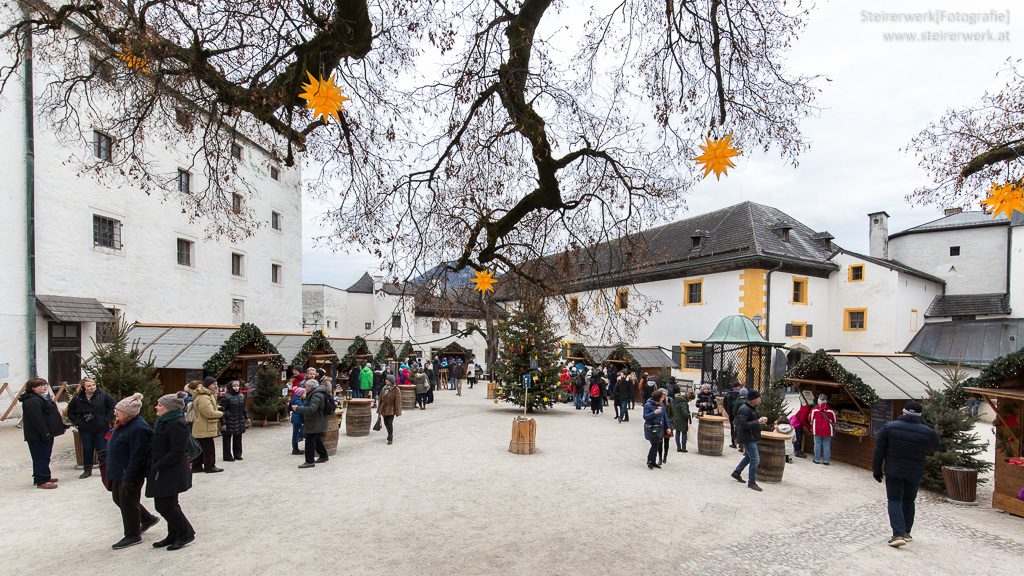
[969,399,981,418]
[222,433,243,459]
[27,438,54,485]
[291,422,304,451]
[79,430,107,468]
[383,415,395,441]
[449,376,456,390]
[154,495,195,542]
[813,435,832,463]
[793,428,804,454]
[675,428,687,450]
[351,388,361,399]
[619,402,629,421]
[304,432,328,464]
[574,392,585,409]
[885,476,921,537]
[733,441,761,485]
[110,479,157,537]
[647,438,660,465]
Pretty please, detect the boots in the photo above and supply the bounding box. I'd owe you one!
[79,466,92,479]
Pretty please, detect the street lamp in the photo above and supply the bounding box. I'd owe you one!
[303,309,322,331]
[752,313,763,328]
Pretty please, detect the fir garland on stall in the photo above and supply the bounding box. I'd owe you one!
[336,336,369,373]
[567,342,595,366]
[202,323,283,376]
[785,349,881,405]
[398,340,415,361]
[606,343,643,376]
[374,336,397,365]
[971,347,1024,388]
[291,330,337,368]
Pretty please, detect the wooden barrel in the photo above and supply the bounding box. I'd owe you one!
[398,385,416,410]
[322,412,342,455]
[487,381,499,399]
[942,466,978,503]
[509,416,536,454]
[757,431,789,483]
[697,415,726,456]
[345,398,373,437]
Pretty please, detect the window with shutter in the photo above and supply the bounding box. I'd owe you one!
[785,323,793,337]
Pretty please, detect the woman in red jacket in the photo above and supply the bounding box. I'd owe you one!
[789,394,813,459]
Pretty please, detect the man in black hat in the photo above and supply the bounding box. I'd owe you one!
[730,389,768,491]
[871,400,939,548]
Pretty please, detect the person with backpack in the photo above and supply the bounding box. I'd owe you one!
[349,364,362,399]
[147,391,196,551]
[106,393,159,550]
[218,380,249,462]
[723,383,741,449]
[376,374,403,444]
[359,363,374,400]
[589,371,605,415]
[66,377,116,479]
[573,369,587,410]
[293,377,331,468]
[189,377,224,474]
[614,373,632,422]
[810,394,837,465]
[731,389,768,492]
[643,389,671,470]
[289,387,306,455]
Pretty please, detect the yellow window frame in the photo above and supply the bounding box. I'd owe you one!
[844,308,868,332]
[684,279,704,305]
[680,343,703,371]
[848,264,865,282]
[615,288,629,311]
[790,321,808,339]
[792,276,808,305]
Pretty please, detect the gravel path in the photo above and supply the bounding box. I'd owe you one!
[0,386,1020,575]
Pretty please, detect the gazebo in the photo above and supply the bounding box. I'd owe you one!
[695,315,783,392]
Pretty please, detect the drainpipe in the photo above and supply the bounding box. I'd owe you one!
[1006,224,1012,301]
[764,260,784,340]
[23,17,37,378]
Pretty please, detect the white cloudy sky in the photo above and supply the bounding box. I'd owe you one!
[301,0,1021,289]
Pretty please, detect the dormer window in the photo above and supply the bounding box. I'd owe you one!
[812,231,834,251]
[691,229,709,251]
[771,221,793,243]
[692,236,702,250]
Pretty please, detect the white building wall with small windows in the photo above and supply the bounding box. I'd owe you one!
[888,226,1007,295]
[0,47,302,391]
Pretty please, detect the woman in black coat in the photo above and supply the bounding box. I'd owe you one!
[106,393,159,550]
[19,378,66,488]
[219,380,249,461]
[66,377,115,478]
[147,392,196,551]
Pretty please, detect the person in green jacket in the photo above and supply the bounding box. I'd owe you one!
[359,364,374,399]
[669,392,694,452]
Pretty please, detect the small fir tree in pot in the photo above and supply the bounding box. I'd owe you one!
[251,364,285,422]
[921,365,992,491]
[757,379,791,429]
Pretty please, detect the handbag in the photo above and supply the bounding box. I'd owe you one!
[373,415,383,431]
[97,450,112,492]
[665,428,674,438]
[185,434,203,463]
[648,421,664,439]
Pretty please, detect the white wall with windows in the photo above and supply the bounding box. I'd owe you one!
[889,225,1007,295]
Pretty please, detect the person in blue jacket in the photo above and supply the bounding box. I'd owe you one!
[105,393,159,550]
[643,389,671,470]
[290,387,306,455]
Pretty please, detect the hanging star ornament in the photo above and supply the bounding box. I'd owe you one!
[116,51,150,73]
[471,269,497,294]
[298,71,349,125]
[981,182,1024,219]
[693,133,741,180]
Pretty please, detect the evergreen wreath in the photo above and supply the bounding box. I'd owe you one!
[374,337,397,365]
[785,349,881,405]
[337,336,370,373]
[567,343,595,366]
[291,330,337,369]
[203,323,283,376]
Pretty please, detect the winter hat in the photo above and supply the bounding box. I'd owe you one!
[203,376,218,388]
[739,388,749,397]
[747,389,761,401]
[776,423,794,435]
[157,391,186,411]
[817,394,828,404]
[903,401,923,416]
[115,392,144,417]
[294,387,306,398]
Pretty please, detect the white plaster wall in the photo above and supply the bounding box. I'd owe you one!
[767,272,832,350]
[894,273,941,351]
[889,226,1007,295]
[830,253,899,353]
[1010,226,1024,315]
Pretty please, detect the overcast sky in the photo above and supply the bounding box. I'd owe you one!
[301,0,1021,289]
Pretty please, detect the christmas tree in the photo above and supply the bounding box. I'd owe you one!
[251,364,285,422]
[921,365,992,491]
[758,379,791,430]
[82,319,163,423]
[493,301,562,412]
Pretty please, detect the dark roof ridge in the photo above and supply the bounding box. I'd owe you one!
[833,249,946,285]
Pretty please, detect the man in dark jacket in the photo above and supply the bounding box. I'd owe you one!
[20,378,66,489]
[348,365,362,398]
[724,384,741,449]
[731,389,768,491]
[613,374,633,422]
[294,379,330,468]
[871,401,940,548]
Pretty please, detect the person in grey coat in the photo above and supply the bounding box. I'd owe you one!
[293,379,330,468]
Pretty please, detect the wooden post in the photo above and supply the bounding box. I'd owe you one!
[1,382,27,421]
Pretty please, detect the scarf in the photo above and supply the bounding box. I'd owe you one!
[154,408,184,432]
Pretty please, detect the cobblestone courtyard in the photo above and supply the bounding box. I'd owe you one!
[1,387,1021,575]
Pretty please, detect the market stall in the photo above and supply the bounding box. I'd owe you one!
[290,330,338,376]
[965,348,1024,517]
[784,350,946,470]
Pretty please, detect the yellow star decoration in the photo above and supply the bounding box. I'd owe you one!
[471,269,497,294]
[298,71,349,125]
[116,51,150,73]
[693,133,741,180]
[981,182,1024,219]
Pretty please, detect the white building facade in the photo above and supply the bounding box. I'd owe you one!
[0,44,302,392]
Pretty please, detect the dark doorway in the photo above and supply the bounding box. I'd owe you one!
[48,322,82,386]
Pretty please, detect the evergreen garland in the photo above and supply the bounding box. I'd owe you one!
[202,323,283,376]
[785,349,881,405]
[567,343,595,365]
[336,336,370,373]
[971,346,1024,388]
[398,340,415,360]
[606,343,643,376]
[374,337,397,365]
[291,330,337,369]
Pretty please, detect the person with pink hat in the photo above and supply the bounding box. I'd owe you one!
[106,392,159,550]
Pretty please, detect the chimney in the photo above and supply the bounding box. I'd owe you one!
[944,207,963,217]
[868,211,889,259]
[372,274,384,293]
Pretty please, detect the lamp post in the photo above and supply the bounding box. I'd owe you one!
[302,309,322,331]
[752,313,763,334]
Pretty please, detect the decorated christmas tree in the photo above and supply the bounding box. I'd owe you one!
[493,301,562,412]
[921,366,992,491]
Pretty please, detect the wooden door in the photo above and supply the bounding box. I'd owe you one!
[48,322,82,386]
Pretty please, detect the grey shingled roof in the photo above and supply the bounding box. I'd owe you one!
[925,293,1010,318]
[831,249,946,285]
[889,211,1009,239]
[904,318,1024,365]
[36,295,115,323]
[345,272,375,294]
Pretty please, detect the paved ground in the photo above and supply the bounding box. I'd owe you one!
[0,387,1021,575]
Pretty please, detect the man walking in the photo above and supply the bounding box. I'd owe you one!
[871,401,939,548]
[293,377,330,468]
[730,389,768,491]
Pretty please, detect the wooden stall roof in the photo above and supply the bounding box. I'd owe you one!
[964,387,1024,401]
[584,346,674,369]
[785,352,946,400]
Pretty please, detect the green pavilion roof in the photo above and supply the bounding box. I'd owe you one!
[697,315,784,346]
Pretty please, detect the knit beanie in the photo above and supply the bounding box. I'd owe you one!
[818,394,828,404]
[739,387,749,397]
[157,391,187,411]
[115,392,144,418]
[903,401,923,415]
[203,376,217,388]
[747,389,761,401]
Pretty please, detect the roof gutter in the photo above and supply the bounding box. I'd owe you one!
[23,12,37,378]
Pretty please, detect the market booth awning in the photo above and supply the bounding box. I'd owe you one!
[36,294,115,322]
[784,350,945,471]
[586,346,674,370]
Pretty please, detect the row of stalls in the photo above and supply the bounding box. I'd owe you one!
[565,342,675,379]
